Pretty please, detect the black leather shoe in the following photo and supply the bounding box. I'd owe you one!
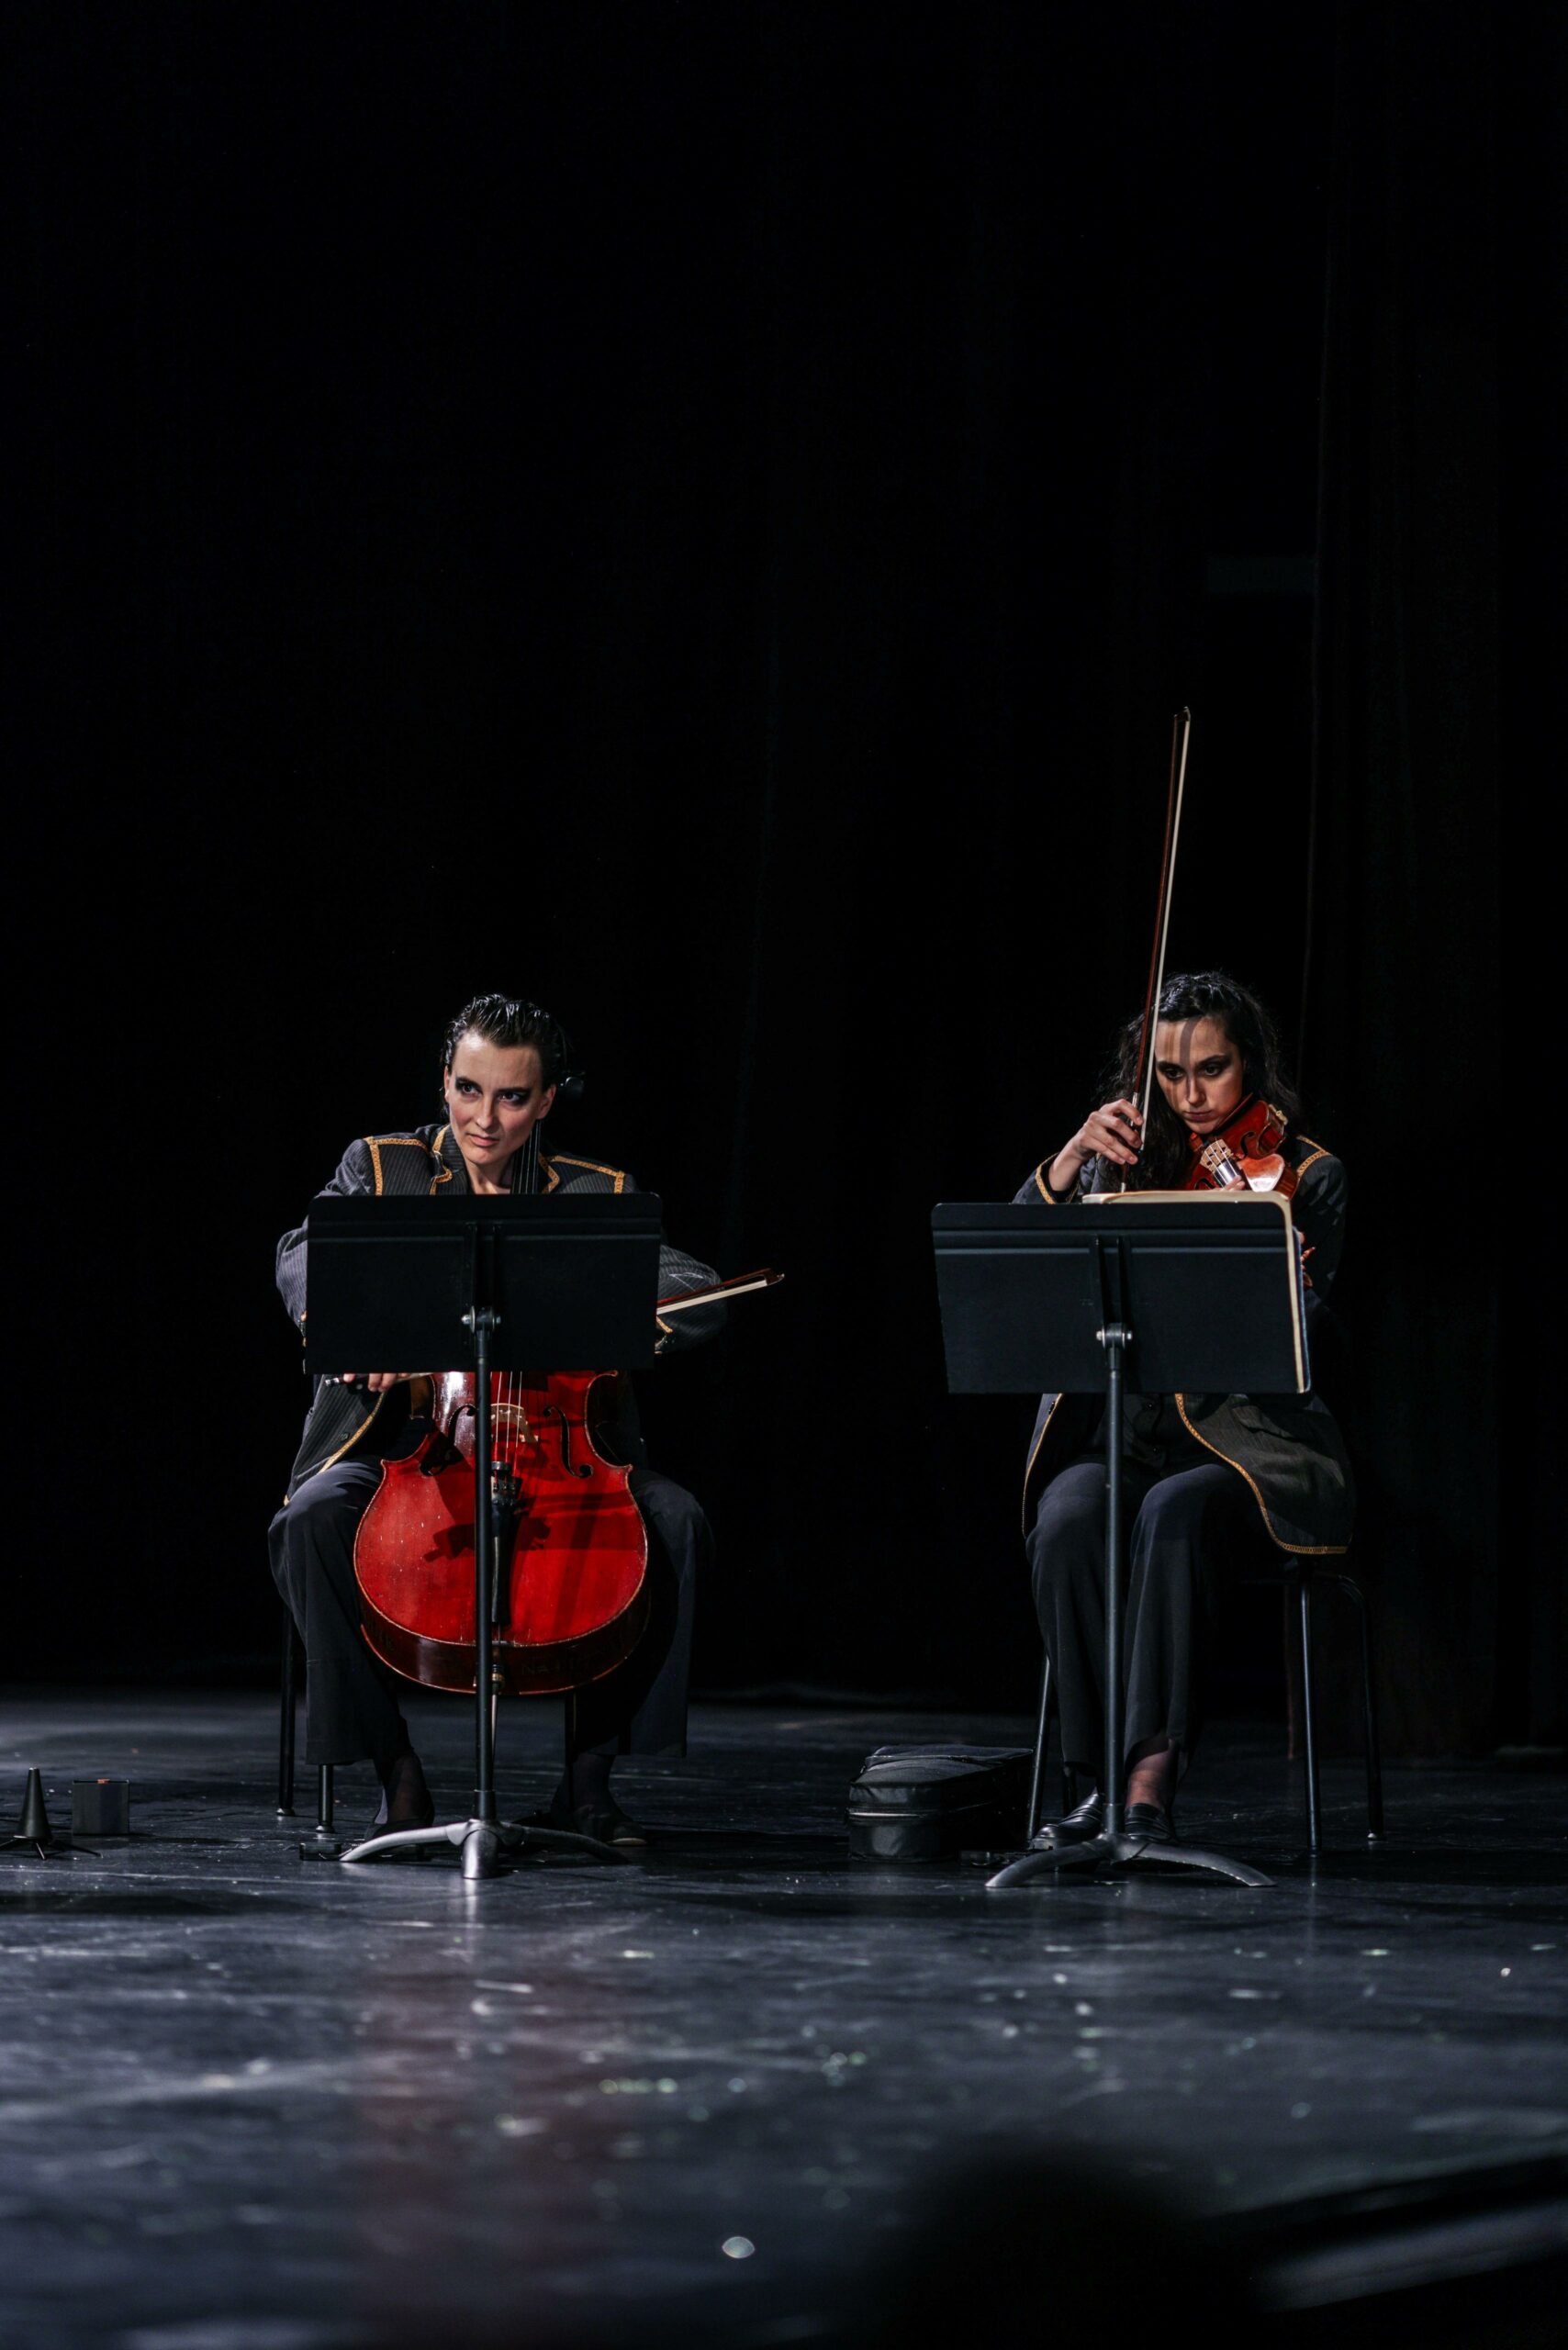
[528,1798,648,1847]
[564,1799,646,1848]
[375,1750,436,1831]
[1029,1790,1104,1849]
[1122,1801,1176,1846]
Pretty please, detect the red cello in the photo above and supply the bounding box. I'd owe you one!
[351,1267,780,1699]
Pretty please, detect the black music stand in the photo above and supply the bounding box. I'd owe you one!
[304,1192,662,1881]
[933,1192,1310,1889]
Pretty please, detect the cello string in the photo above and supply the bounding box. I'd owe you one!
[510,1121,542,1444]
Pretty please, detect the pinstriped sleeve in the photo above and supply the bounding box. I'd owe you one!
[274,1138,376,1329]
[655,1240,724,1352]
[615,1171,724,1353]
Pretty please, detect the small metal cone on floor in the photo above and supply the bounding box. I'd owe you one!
[17,1769,53,1847]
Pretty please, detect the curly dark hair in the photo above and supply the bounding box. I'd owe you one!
[441,993,571,1091]
[1103,970,1302,1190]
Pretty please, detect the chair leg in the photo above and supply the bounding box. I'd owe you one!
[295,1759,342,1861]
[1027,1651,1053,1842]
[1295,1573,1323,1855]
[1327,1572,1384,1841]
[277,1615,297,1818]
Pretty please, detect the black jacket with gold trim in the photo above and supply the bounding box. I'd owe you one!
[1016,1134,1354,1555]
[276,1124,722,1501]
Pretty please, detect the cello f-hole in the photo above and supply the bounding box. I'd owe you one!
[548,1404,593,1480]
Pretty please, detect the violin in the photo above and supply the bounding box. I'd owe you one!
[351,1267,781,1698]
[1182,1096,1299,1197]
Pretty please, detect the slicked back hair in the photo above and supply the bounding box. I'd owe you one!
[441,994,569,1091]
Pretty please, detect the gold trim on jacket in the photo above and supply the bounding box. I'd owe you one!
[1020,1393,1064,1529]
[1172,1395,1347,1557]
[366,1134,447,1196]
[546,1152,628,1193]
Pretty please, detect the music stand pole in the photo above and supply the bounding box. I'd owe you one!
[1101,1319,1127,1849]
[470,1306,498,1830]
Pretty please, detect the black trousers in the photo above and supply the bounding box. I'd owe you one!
[268,1457,711,1773]
[1026,1454,1267,1782]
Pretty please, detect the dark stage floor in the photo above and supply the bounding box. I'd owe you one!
[2,1691,1565,2349]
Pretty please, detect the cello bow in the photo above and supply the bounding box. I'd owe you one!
[655,1268,784,1317]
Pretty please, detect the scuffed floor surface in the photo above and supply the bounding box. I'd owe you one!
[1,1690,1564,2348]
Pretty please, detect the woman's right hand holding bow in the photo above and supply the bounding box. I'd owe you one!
[1047,1098,1143,1195]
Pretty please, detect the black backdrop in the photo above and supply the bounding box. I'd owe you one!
[12,2,1562,1752]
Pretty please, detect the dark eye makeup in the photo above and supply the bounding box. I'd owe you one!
[1157,1057,1234,1080]
[454,1079,532,1103]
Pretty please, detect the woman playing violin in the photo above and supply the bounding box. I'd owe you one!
[269,992,722,1842]
[1019,970,1352,1846]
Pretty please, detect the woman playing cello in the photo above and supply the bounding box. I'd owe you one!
[1019,970,1352,1846]
[269,992,722,1842]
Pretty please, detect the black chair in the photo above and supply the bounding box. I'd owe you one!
[1276,1561,1384,1852]
[278,1613,341,1852]
[1026,1559,1383,1855]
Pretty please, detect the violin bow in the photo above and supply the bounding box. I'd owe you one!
[1115,708,1193,1191]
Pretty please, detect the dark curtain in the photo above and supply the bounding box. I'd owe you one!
[10,4,1558,1751]
[1308,0,1564,1751]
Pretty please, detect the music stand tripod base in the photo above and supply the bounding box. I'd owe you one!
[988,1830,1272,1890]
[339,1817,631,1876]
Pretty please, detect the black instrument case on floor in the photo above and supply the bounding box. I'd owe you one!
[846,1745,1030,1861]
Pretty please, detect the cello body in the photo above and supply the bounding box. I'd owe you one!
[353,1370,650,1697]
